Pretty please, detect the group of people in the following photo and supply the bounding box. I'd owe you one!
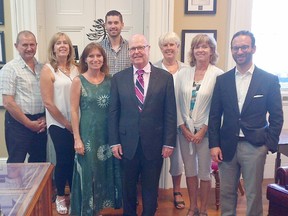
[0,8,283,216]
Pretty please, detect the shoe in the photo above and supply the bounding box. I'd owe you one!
[187,208,199,216]
[173,192,185,209]
[56,197,68,215]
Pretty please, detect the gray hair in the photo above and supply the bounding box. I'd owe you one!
[158,32,181,48]
[15,30,36,45]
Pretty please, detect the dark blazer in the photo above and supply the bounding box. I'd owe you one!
[109,63,177,160]
[208,66,283,162]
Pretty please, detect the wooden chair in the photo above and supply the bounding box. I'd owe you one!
[267,166,288,216]
[211,161,245,210]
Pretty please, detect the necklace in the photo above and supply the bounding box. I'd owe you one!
[58,67,72,81]
[59,66,70,74]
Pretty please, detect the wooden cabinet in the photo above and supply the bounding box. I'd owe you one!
[0,163,54,216]
[275,129,288,182]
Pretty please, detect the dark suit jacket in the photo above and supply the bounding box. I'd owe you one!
[109,63,177,160]
[208,66,283,162]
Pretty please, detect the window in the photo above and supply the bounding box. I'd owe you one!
[252,0,288,89]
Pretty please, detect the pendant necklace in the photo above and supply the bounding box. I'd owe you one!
[59,67,72,81]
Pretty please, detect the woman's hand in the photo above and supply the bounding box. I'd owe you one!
[74,139,85,155]
[64,121,73,134]
[180,124,194,142]
[192,125,207,144]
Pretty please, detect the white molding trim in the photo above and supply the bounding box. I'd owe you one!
[147,0,174,188]
[10,0,38,58]
[226,0,253,70]
[0,158,7,163]
[56,26,85,32]
[146,0,174,63]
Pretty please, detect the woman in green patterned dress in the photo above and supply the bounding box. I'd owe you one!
[70,42,122,216]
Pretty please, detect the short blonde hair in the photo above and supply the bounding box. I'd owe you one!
[158,32,181,48]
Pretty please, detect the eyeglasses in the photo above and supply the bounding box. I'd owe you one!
[231,45,250,52]
[128,45,149,52]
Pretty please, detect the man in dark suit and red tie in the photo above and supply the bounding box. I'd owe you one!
[208,30,283,216]
[109,34,177,216]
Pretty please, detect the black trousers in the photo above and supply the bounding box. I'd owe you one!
[122,143,163,216]
[5,111,47,163]
[49,125,75,196]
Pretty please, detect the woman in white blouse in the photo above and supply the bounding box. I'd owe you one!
[175,34,223,216]
[154,32,188,210]
[40,32,79,215]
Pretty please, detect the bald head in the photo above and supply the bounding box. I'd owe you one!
[129,34,148,45]
[128,34,150,69]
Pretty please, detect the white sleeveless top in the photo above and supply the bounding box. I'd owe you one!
[45,63,79,129]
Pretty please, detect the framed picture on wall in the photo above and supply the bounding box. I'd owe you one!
[0,31,6,64]
[0,0,4,25]
[185,0,217,14]
[181,29,217,64]
[73,45,79,62]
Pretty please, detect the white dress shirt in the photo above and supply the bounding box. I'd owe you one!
[235,64,255,136]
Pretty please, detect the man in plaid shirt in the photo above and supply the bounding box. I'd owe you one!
[100,10,131,76]
[0,30,47,163]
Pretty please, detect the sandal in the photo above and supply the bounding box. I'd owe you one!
[187,208,199,216]
[173,192,185,209]
[56,197,68,215]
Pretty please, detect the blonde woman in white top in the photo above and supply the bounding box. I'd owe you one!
[154,32,188,210]
[175,34,223,216]
[40,32,79,215]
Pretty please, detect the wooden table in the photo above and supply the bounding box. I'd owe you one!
[0,162,54,216]
[274,129,288,182]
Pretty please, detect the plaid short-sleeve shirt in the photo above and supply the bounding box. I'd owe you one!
[100,36,131,76]
[0,56,44,114]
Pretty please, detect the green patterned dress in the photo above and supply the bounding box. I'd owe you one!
[70,75,122,216]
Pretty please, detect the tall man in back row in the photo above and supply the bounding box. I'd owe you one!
[109,34,177,216]
[100,10,131,75]
[0,30,47,163]
[208,30,283,216]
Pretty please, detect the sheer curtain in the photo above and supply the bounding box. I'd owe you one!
[251,0,288,174]
[252,0,288,89]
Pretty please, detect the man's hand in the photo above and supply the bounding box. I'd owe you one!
[112,145,123,159]
[3,95,47,133]
[210,147,223,162]
[26,118,46,133]
[162,147,174,158]
[36,116,47,133]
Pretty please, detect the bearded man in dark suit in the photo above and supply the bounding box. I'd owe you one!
[109,34,177,216]
[209,30,283,216]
